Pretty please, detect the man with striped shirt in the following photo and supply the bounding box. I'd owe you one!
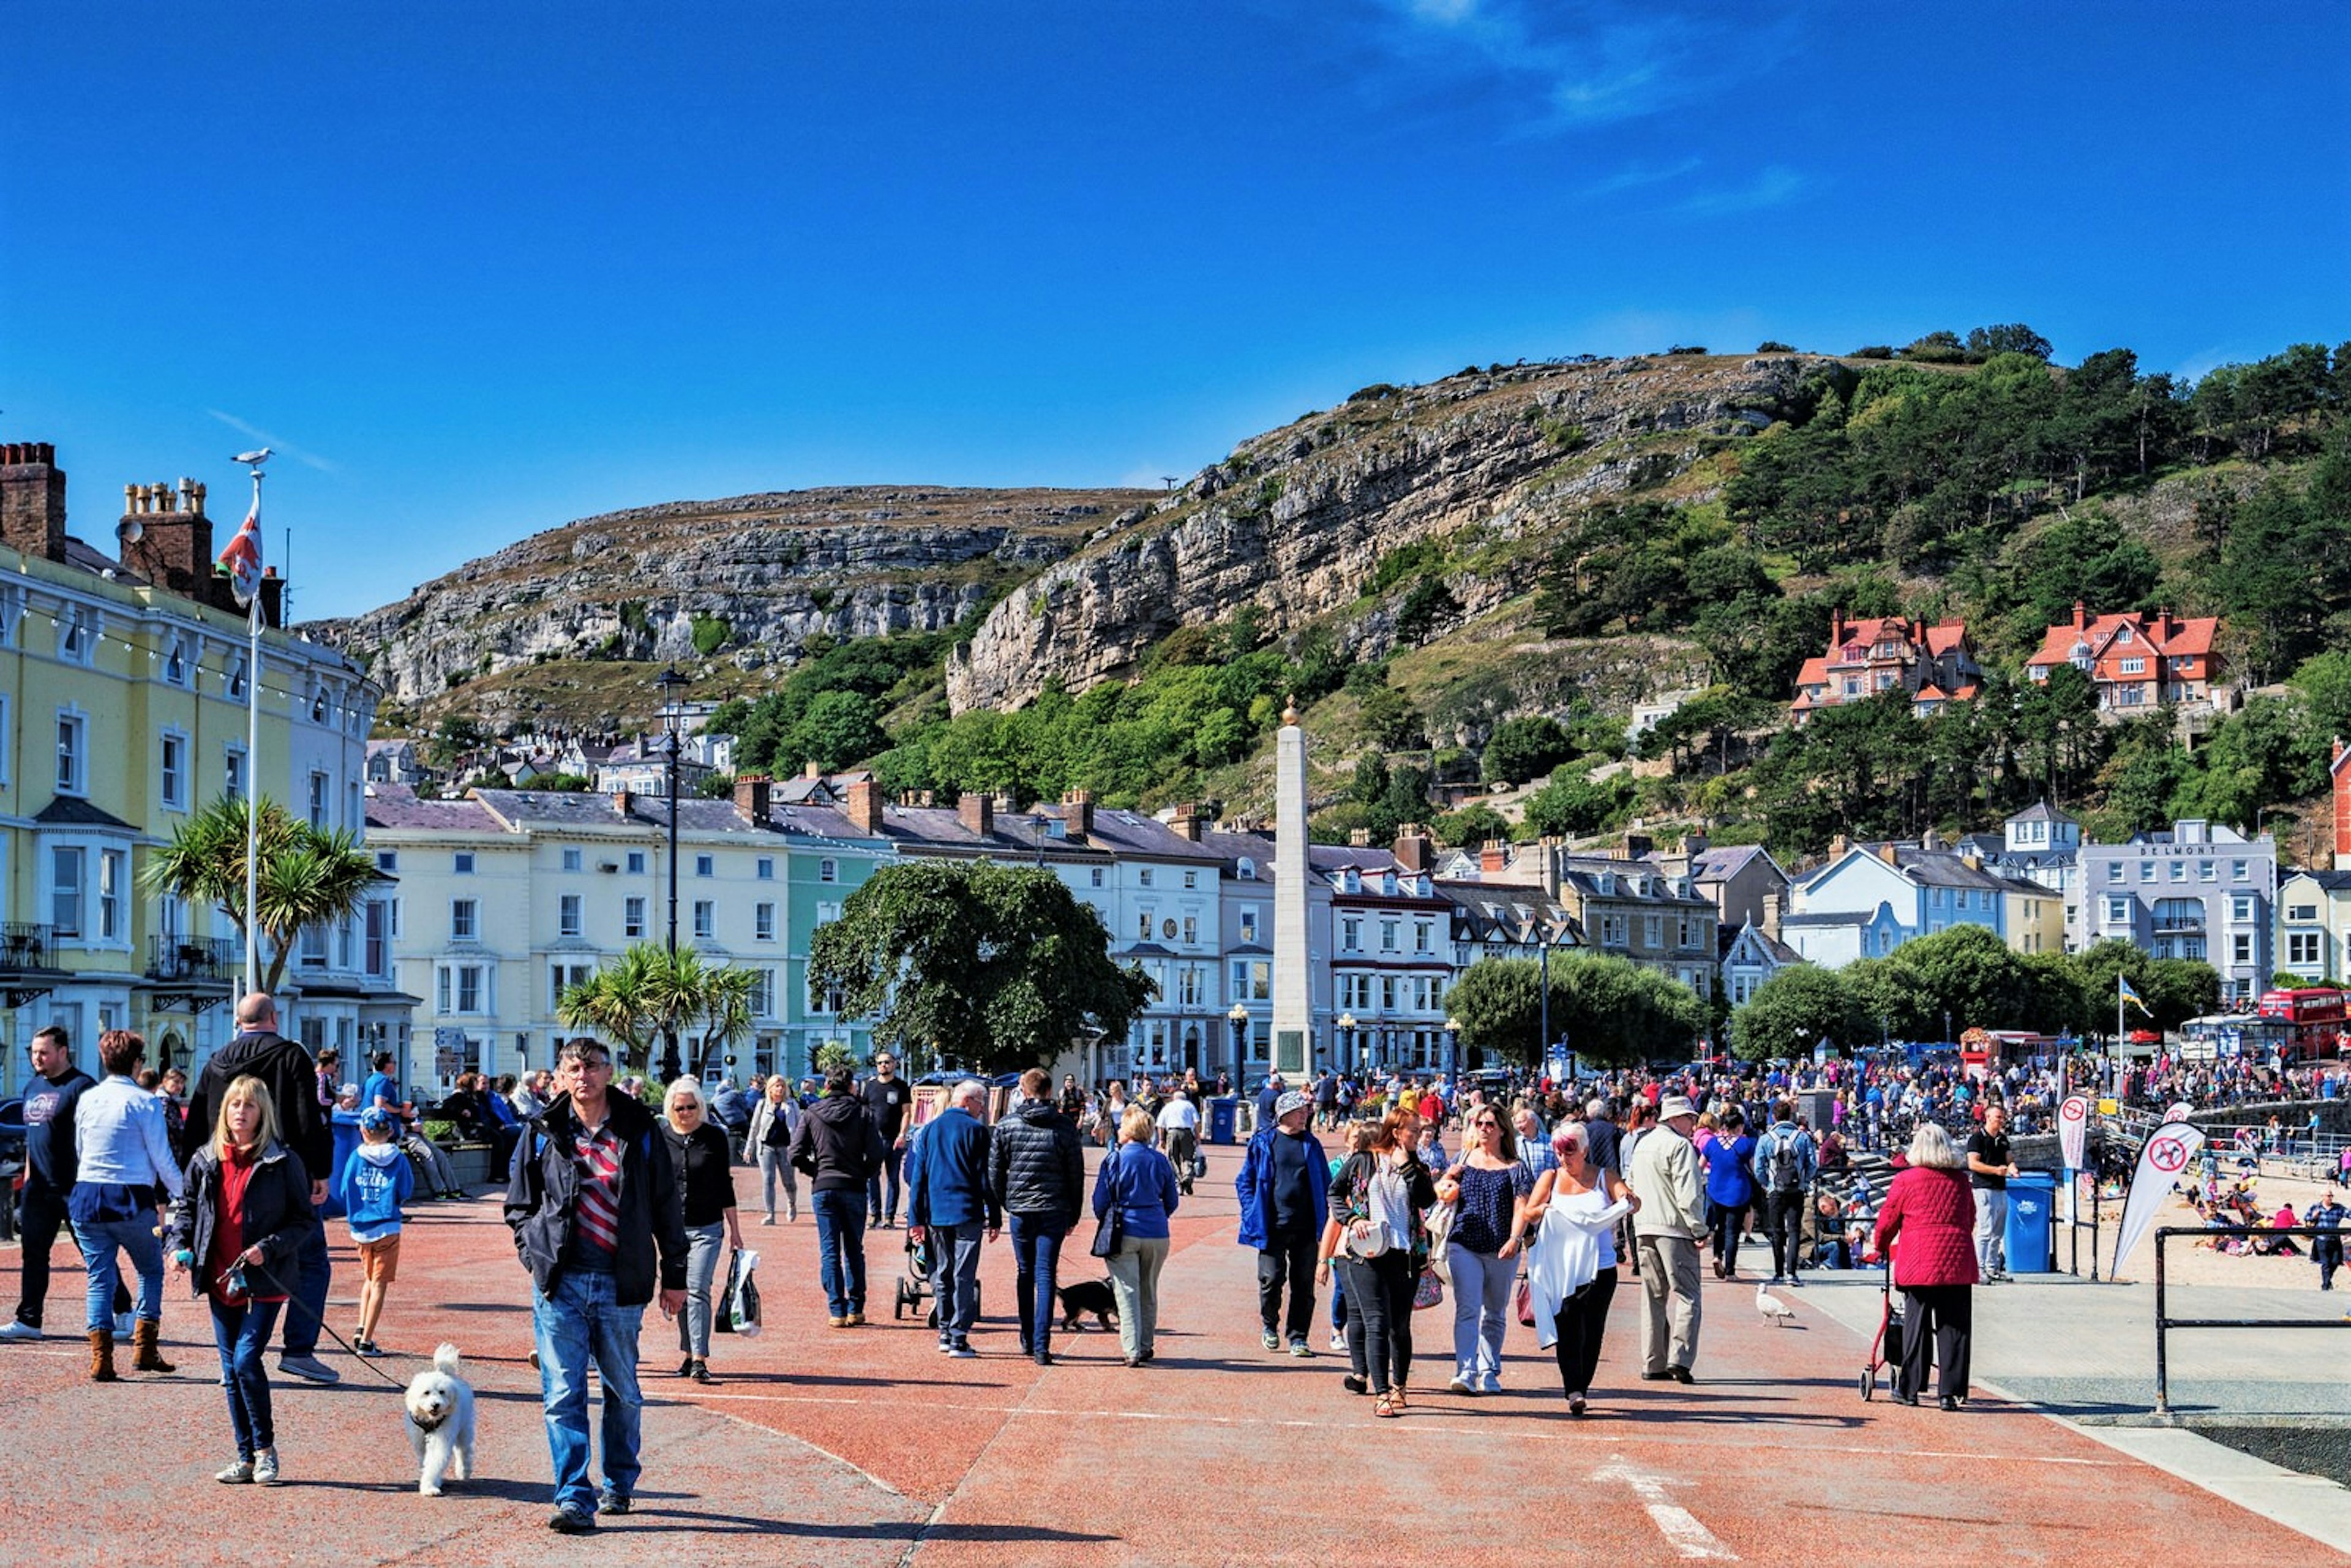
[505,1037,688,1534]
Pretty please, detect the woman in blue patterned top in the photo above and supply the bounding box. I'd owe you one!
[1436,1107,1531,1396]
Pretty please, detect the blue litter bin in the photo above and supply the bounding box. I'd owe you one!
[2003,1172,2057,1274]
[1207,1097,1239,1146]
[324,1109,362,1218]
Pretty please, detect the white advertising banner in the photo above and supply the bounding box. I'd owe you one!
[2058,1095,2090,1171]
[2113,1120,2205,1278]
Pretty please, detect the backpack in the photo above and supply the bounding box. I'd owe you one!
[1760,1128,1809,1194]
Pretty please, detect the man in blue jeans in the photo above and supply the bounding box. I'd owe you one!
[789,1063,888,1326]
[989,1068,1085,1365]
[505,1037,687,1534]
[906,1078,998,1357]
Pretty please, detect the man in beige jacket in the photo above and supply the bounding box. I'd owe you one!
[1627,1095,1706,1382]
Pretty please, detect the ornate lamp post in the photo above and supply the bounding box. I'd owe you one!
[654,664,689,1082]
[1229,1001,1250,1079]
[1445,1014,1462,1082]
[1338,1011,1358,1079]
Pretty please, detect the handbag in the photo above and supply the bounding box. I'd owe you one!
[1412,1266,1445,1311]
[1090,1148,1125,1259]
[1513,1274,1535,1327]
[724,1248,763,1337]
[1423,1198,1457,1272]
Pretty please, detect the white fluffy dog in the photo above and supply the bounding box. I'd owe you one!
[403,1343,477,1496]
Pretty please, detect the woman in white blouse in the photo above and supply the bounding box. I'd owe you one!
[1522,1120,1637,1416]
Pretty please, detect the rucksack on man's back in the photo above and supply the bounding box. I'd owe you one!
[1761,1131,1807,1193]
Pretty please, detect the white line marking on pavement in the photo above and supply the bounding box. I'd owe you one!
[1592,1454,1738,1560]
[683,1387,2140,1468]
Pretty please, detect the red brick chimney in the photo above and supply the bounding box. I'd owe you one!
[1,443,67,563]
[116,477,216,601]
[1829,607,1845,645]
[2073,600,2087,634]
[613,787,634,817]
[733,773,771,822]
[846,778,885,835]
[1062,789,1094,836]
[958,792,994,838]
[1393,823,1431,872]
[1480,843,1509,874]
[1172,801,1204,842]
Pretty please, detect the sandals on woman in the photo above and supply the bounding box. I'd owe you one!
[1373,1393,1400,1419]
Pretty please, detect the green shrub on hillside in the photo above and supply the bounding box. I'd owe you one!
[691,613,732,657]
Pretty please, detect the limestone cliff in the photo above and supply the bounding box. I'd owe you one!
[943,354,1813,714]
[309,486,1149,711]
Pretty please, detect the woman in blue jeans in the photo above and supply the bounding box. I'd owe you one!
[661,1079,742,1382]
[1438,1107,1531,1395]
[167,1075,317,1484]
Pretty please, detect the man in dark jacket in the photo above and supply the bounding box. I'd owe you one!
[0,1026,128,1342]
[181,992,337,1383]
[988,1067,1085,1365]
[788,1064,888,1327]
[504,1037,688,1534]
[906,1078,998,1357]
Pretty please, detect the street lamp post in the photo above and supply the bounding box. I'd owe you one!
[655,665,689,1083]
[1029,810,1051,868]
[1444,1015,1462,1083]
[1338,1012,1358,1080]
[1229,1002,1249,1081]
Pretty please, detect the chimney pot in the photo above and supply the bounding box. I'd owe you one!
[734,773,771,822]
[958,792,995,838]
[1480,844,1509,874]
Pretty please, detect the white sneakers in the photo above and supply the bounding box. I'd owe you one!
[0,1321,44,1342]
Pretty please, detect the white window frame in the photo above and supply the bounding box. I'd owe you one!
[454,852,475,875]
[54,707,88,797]
[817,858,834,883]
[562,847,583,872]
[693,899,715,941]
[559,893,583,938]
[695,853,715,879]
[759,857,778,881]
[627,850,647,875]
[224,743,247,801]
[159,729,190,812]
[755,901,776,941]
[451,898,479,942]
[58,605,97,666]
[624,896,647,939]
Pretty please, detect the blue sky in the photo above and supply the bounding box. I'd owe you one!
[7,1,2346,620]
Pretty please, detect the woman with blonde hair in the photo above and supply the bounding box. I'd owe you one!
[1092,1105,1183,1365]
[167,1074,316,1484]
[1870,1121,1980,1409]
[661,1077,742,1382]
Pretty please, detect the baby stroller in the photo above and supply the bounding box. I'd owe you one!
[1859,1250,1903,1401]
[892,1225,981,1326]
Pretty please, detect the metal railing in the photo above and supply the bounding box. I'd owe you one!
[146,934,236,981]
[2153,1223,2345,1416]
[0,922,56,970]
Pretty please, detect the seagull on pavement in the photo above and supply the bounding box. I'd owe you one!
[1757,1281,1796,1327]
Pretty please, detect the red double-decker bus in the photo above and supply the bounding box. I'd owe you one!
[2251,988,2347,1063]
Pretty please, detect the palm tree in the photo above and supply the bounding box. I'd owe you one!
[557,944,661,1070]
[695,965,758,1080]
[141,793,381,992]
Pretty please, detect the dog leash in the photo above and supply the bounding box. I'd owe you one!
[234,1256,416,1392]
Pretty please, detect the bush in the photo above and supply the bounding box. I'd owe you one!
[691,613,733,657]
[1757,340,1796,354]
[1346,383,1400,404]
[1665,344,1709,356]
[1534,415,1589,451]
[1850,345,1893,359]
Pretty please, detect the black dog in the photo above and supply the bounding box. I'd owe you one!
[1057,1278,1120,1332]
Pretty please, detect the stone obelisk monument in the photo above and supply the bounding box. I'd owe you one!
[1272,700,1313,1082]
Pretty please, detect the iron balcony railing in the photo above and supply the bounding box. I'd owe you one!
[0,923,56,970]
[146,934,236,982]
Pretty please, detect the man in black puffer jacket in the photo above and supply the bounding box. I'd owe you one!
[988,1068,1085,1365]
[788,1065,887,1327]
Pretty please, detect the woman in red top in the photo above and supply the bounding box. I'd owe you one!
[1870,1121,1980,1410]
[167,1076,317,1485]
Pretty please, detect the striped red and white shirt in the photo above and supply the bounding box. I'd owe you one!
[572,1121,623,1256]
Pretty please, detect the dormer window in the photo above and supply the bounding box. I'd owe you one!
[311,689,329,723]
[1237,858,1256,880]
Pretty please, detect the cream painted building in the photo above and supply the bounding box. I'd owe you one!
[0,442,402,1093]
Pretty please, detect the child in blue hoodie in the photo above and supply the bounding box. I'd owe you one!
[336,1108,414,1355]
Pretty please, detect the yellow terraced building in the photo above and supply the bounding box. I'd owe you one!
[0,441,411,1095]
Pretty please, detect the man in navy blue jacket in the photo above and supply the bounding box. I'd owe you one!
[907,1079,999,1357]
[1235,1090,1328,1356]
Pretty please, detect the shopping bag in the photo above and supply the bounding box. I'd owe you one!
[728,1248,763,1337]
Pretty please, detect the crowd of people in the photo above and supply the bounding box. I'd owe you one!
[22,1010,2349,1537]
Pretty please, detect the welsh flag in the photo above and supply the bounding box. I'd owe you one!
[216,493,263,607]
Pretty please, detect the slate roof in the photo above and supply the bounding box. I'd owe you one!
[34,795,138,830]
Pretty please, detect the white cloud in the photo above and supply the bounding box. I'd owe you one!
[204,409,342,475]
[1676,165,1808,217]
[1368,0,1789,130]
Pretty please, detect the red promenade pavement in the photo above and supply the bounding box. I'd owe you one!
[2,1143,2335,1567]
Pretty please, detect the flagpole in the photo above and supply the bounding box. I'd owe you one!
[236,457,268,998]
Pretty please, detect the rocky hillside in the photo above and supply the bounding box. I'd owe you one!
[309,485,1151,716]
[945,354,1811,713]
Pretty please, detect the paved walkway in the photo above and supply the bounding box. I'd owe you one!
[3,1142,2344,1564]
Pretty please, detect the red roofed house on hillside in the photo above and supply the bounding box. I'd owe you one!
[1790,610,1980,724]
[2024,601,2223,713]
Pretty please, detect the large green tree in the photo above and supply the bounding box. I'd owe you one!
[808,860,1155,1075]
[1729,964,1866,1062]
[141,793,381,994]
[1445,958,1549,1066]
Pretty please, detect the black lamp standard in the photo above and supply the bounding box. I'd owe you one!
[1029,809,1051,868]
[1338,1011,1359,1078]
[655,664,689,1082]
[1228,1002,1249,1079]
